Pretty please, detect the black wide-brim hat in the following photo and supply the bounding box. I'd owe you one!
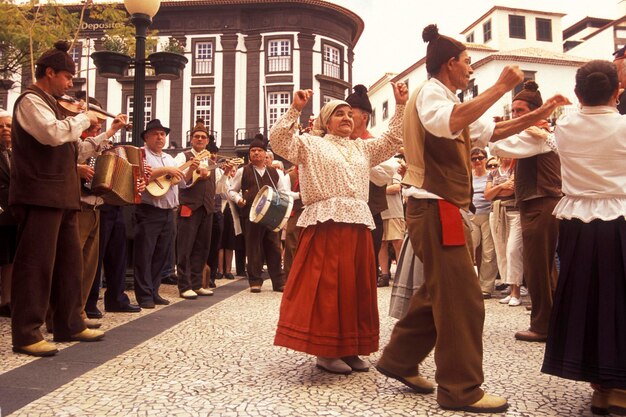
[141,119,171,139]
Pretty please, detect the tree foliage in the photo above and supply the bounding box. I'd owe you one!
[0,1,151,83]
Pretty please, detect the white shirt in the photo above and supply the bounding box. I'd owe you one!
[16,93,109,162]
[409,78,495,200]
[492,106,626,222]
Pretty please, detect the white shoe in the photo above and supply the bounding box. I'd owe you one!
[520,286,528,297]
[499,295,512,304]
[508,297,522,306]
[194,288,214,296]
[316,357,352,375]
[341,356,369,372]
[180,289,198,299]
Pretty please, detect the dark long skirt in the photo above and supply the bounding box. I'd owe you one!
[542,218,626,389]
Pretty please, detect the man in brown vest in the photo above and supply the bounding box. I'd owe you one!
[227,139,287,292]
[174,120,223,299]
[375,25,569,413]
[490,81,562,342]
[9,41,105,357]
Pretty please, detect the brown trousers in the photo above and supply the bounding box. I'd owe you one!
[11,206,85,346]
[519,197,560,335]
[378,199,485,408]
[77,205,100,319]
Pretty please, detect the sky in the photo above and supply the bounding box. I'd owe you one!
[332,0,623,87]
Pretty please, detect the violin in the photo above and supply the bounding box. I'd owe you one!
[57,95,131,129]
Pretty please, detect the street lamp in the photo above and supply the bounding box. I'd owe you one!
[124,0,161,146]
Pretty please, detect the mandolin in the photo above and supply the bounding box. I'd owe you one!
[190,157,244,186]
[146,150,211,197]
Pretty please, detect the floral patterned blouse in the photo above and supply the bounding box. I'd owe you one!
[269,104,404,229]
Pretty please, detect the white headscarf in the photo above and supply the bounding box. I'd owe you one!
[310,100,350,137]
[0,109,10,118]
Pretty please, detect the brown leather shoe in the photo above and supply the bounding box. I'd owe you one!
[591,388,626,415]
[442,393,509,413]
[375,364,435,394]
[13,340,58,357]
[377,274,391,287]
[84,318,102,329]
[515,329,547,342]
[55,328,105,343]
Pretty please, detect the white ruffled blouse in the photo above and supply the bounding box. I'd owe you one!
[490,105,626,222]
[269,105,404,229]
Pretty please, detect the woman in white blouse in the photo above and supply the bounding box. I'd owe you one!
[270,84,407,375]
[492,59,626,414]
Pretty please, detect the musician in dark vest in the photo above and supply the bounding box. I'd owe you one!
[490,81,562,343]
[9,41,104,357]
[174,120,227,299]
[227,139,287,292]
[134,119,185,308]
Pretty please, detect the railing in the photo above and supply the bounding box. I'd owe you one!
[235,127,266,147]
[323,61,340,79]
[184,129,219,148]
[195,59,213,75]
[267,55,291,73]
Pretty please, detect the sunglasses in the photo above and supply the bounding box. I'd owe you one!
[487,164,499,169]
[470,156,485,162]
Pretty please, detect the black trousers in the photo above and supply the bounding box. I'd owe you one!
[372,212,384,273]
[133,204,175,303]
[207,210,224,279]
[87,205,133,311]
[177,207,213,292]
[241,218,285,289]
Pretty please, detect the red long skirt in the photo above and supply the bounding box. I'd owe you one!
[274,221,379,357]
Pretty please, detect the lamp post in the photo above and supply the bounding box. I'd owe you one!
[124,0,162,146]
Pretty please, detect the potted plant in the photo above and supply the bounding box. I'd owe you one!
[147,37,188,80]
[91,35,133,78]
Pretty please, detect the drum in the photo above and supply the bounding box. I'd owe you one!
[249,185,294,232]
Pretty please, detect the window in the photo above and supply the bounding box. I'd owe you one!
[268,39,291,73]
[268,92,291,126]
[126,95,153,143]
[323,44,341,78]
[193,94,212,146]
[461,79,478,102]
[322,96,336,106]
[513,71,536,96]
[483,20,492,43]
[194,41,213,75]
[509,15,526,39]
[466,32,474,43]
[371,108,376,127]
[382,101,389,120]
[70,44,81,74]
[536,18,552,42]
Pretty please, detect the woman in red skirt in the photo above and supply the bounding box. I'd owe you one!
[270,84,407,374]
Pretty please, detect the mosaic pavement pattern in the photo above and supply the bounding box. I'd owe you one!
[0,278,599,417]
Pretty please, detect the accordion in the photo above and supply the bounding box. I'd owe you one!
[91,145,145,205]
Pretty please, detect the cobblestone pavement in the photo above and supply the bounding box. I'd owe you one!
[0,278,598,417]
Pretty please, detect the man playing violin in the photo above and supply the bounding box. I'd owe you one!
[173,120,231,299]
[9,40,105,357]
[133,119,185,309]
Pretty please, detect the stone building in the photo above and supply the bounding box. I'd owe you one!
[1,0,363,154]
